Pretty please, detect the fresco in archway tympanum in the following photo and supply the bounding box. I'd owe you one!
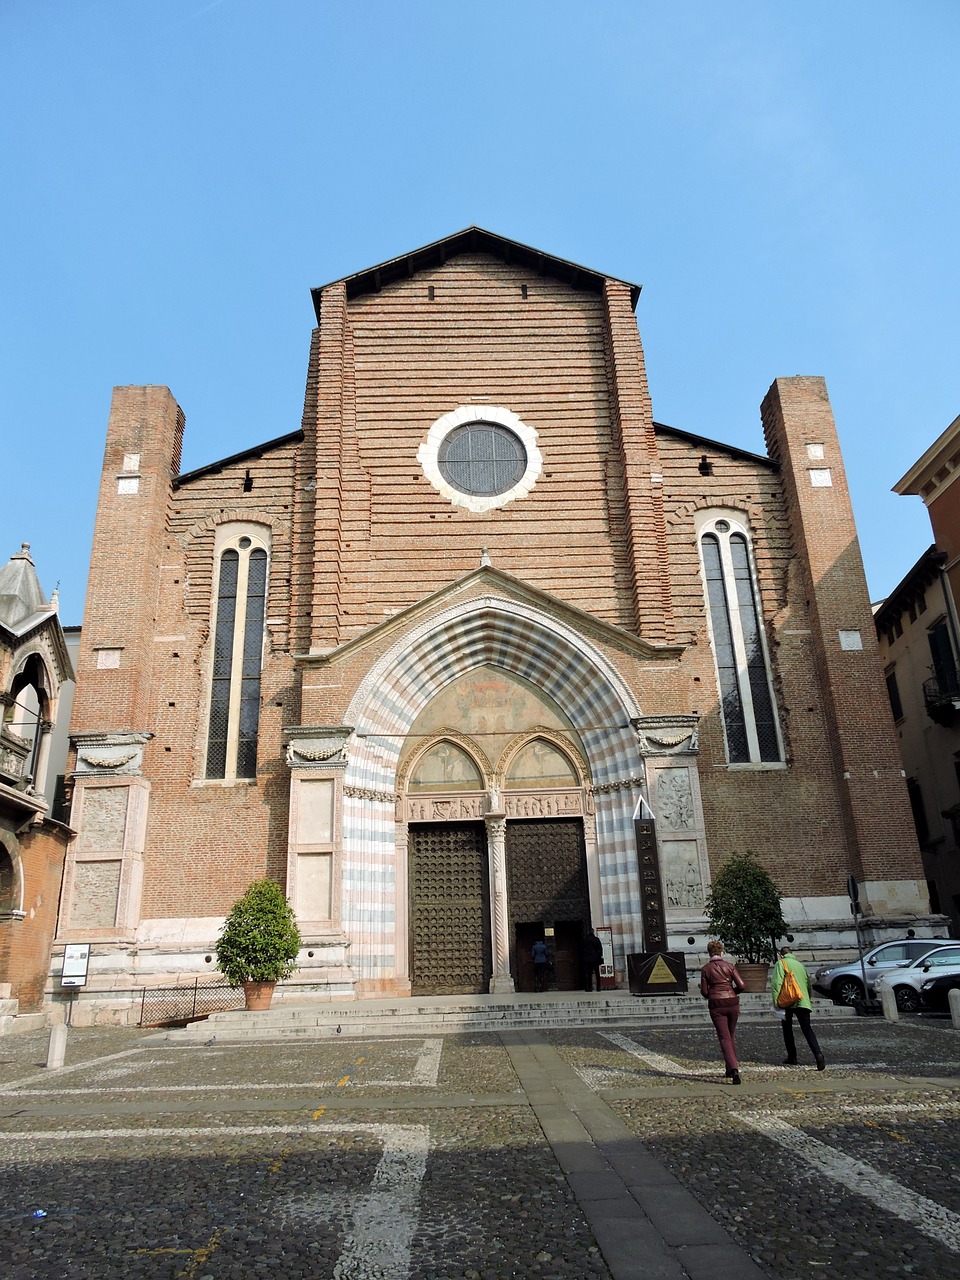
[396,664,587,786]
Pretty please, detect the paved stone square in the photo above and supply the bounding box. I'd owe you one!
[0,1014,957,1278]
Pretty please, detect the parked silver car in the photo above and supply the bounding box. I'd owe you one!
[813,938,954,1006]
[875,944,960,1012]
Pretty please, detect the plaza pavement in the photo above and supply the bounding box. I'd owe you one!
[0,1011,958,1279]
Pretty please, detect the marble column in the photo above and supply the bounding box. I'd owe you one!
[485,807,514,993]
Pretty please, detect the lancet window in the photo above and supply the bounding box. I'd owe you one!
[698,515,781,764]
[205,527,269,780]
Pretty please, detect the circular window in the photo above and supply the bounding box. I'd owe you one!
[417,404,543,513]
[438,423,527,497]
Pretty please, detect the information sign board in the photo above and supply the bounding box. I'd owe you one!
[60,944,90,988]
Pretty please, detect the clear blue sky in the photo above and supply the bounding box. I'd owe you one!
[3,2,957,625]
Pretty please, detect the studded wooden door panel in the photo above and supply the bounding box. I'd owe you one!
[506,818,589,926]
[408,822,491,996]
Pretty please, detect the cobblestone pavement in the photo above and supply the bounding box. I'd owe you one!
[0,1015,957,1278]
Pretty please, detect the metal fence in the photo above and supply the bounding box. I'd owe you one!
[139,980,245,1027]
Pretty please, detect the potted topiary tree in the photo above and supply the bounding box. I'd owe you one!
[215,878,302,1011]
[704,851,787,991]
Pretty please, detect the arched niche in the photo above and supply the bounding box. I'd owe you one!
[407,740,485,793]
[504,737,581,789]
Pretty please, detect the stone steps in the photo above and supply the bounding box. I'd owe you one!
[153,991,853,1043]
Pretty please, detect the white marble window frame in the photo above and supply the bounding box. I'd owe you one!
[695,508,785,766]
[416,404,543,513]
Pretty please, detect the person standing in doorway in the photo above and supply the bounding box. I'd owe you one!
[772,947,825,1070]
[699,940,746,1084]
[583,928,604,992]
[531,937,550,992]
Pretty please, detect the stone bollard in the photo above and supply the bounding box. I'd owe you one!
[45,1024,68,1069]
[881,985,899,1023]
[949,987,960,1030]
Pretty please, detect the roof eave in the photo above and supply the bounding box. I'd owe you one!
[174,430,304,488]
[310,226,642,318]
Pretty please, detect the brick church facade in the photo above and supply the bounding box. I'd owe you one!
[57,229,933,1016]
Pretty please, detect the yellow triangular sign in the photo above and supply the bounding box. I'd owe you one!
[648,955,676,984]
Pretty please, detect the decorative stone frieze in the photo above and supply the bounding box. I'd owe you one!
[632,715,700,756]
[592,776,645,795]
[72,731,153,777]
[400,787,587,823]
[285,725,354,770]
[345,785,395,804]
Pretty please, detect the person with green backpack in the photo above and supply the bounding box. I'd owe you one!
[772,946,826,1071]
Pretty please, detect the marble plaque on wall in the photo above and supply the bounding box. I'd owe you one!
[298,853,332,919]
[297,778,334,845]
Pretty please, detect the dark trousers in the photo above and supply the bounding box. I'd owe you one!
[584,962,601,992]
[534,963,549,992]
[782,1007,822,1062]
[709,1001,740,1072]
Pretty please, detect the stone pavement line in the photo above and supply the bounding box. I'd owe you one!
[0,1046,145,1092]
[5,1117,430,1280]
[739,1110,960,1255]
[500,1031,767,1280]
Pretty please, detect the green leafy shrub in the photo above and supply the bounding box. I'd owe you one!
[215,878,302,987]
[704,851,786,965]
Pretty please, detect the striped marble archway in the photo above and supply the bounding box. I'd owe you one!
[340,596,649,985]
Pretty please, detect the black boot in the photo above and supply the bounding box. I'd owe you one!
[731,1070,741,1085]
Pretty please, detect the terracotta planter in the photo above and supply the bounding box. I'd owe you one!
[736,963,770,993]
[242,980,276,1011]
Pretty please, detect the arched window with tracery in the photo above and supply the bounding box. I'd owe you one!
[697,513,782,765]
[205,526,269,781]
[4,653,49,788]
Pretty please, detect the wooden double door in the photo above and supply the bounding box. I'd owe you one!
[408,817,589,996]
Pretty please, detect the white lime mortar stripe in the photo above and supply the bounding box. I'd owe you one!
[410,1037,442,1086]
[739,1110,960,1255]
[2,1038,444,1095]
[1,1047,144,1092]
[600,1030,702,1075]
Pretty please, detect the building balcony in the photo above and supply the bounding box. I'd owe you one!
[923,667,960,726]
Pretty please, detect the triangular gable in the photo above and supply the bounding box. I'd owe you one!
[296,565,684,667]
[312,226,642,317]
[653,422,778,471]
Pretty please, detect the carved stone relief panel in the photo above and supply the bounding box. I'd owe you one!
[645,757,710,918]
[502,791,583,819]
[655,768,694,829]
[406,795,487,823]
[662,839,704,910]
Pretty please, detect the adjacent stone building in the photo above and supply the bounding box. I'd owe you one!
[58,228,932,1017]
[0,544,74,1024]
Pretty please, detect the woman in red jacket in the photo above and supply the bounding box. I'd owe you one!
[699,940,746,1084]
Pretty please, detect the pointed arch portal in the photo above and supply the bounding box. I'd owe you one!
[340,598,650,991]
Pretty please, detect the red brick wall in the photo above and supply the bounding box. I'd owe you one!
[315,254,640,637]
[0,822,69,1010]
[762,377,922,888]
